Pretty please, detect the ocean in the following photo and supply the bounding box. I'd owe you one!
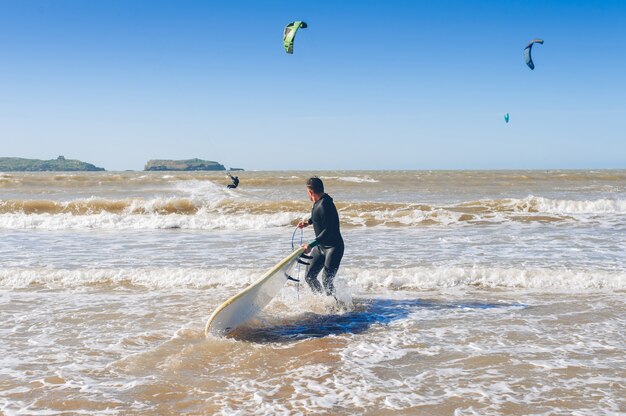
[1,170,624,415]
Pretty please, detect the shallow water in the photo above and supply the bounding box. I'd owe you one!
[1,170,625,414]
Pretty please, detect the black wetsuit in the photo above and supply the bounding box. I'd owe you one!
[305,193,344,296]
[227,176,239,189]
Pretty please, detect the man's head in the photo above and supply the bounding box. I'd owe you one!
[306,177,324,201]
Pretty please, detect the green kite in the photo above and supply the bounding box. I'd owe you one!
[283,21,308,54]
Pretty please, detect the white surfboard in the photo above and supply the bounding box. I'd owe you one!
[205,241,316,336]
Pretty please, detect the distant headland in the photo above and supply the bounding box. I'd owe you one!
[144,158,226,171]
[0,156,105,172]
[0,156,241,172]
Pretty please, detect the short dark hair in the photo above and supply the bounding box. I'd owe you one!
[306,177,324,194]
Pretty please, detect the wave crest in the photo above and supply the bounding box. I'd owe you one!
[2,266,623,290]
[0,196,623,230]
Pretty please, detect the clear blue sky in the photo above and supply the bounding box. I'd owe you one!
[1,0,625,171]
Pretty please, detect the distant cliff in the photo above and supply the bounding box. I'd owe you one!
[144,158,226,171]
[0,156,105,172]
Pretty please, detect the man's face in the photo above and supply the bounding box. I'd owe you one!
[307,187,314,202]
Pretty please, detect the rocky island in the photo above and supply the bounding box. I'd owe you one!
[0,156,105,172]
[144,158,226,171]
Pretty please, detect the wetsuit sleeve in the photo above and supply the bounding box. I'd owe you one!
[307,217,312,225]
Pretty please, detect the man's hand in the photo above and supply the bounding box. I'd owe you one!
[297,220,309,229]
[301,243,311,253]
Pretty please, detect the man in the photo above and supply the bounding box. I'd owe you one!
[297,177,344,296]
[227,172,239,189]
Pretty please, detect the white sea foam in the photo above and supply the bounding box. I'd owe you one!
[2,266,623,290]
[0,210,296,230]
[532,196,626,214]
[337,176,379,183]
[174,179,235,201]
[342,207,465,227]
[346,266,626,290]
[0,267,257,289]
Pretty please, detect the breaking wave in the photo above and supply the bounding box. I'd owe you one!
[336,176,379,183]
[1,266,623,290]
[0,195,624,230]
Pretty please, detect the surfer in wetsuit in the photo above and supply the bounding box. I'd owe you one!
[297,177,344,296]
[227,173,239,189]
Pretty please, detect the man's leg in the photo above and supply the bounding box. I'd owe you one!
[321,245,344,296]
[305,246,324,293]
